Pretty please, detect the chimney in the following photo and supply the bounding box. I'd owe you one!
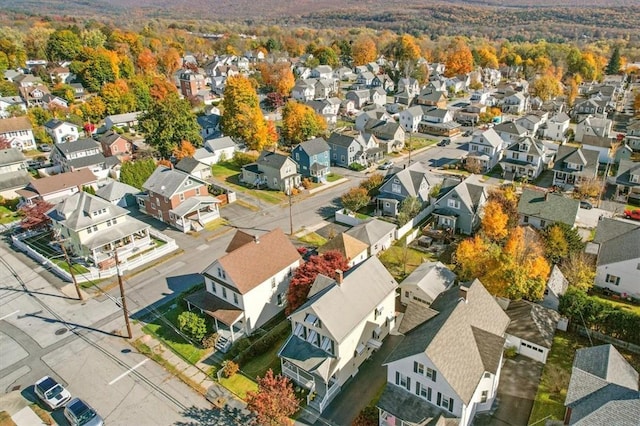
[459,286,469,302]
[254,235,259,244]
[335,269,343,285]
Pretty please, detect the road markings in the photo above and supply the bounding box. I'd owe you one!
[109,359,148,385]
[0,310,19,321]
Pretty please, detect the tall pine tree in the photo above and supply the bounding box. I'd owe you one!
[606,46,621,75]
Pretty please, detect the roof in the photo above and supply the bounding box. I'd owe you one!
[54,138,100,155]
[494,121,527,136]
[439,174,487,214]
[294,137,330,157]
[517,189,580,227]
[0,148,26,165]
[473,128,503,148]
[552,146,599,176]
[256,150,294,170]
[68,153,114,170]
[327,132,358,148]
[169,196,220,217]
[142,166,206,198]
[292,256,397,342]
[197,114,221,129]
[24,169,97,197]
[175,157,204,174]
[0,170,31,192]
[614,160,640,187]
[105,112,141,124]
[385,279,510,405]
[278,334,337,382]
[184,289,243,326]
[550,112,570,123]
[565,345,640,425]
[317,232,368,261]
[401,261,457,305]
[47,191,128,231]
[546,264,569,298]
[377,384,459,426]
[0,116,32,133]
[204,136,235,151]
[202,228,301,295]
[225,229,256,253]
[346,218,397,247]
[593,217,640,244]
[379,162,435,201]
[97,130,126,146]
[44,119,77,130]
[505,300,560,348]
[95,180,139,202]
[597,227,640,266]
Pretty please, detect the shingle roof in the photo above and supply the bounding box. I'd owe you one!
[97,130,125,146]
[54,138,100,155]
[552,146,599,177]
[505,300,560,348]
[401,261,456,305]
[202,228,301,295]
[517,189,579,226]
[225,229,256,253]
[597,228,640,266]
[317,232,368,261]
[0,116,32,133]
[0,148,26,165]
[204,136,235,151]
[24,169,97,196]
[614,160,640,187]
[546,264,569,298]
[257,150,293,170]
[44,119,76,130]
[48,191,128,231]
[68,153,113,170]
[494,121,527,136]
[175,157,203,174]
[327,132,357,148]
[593,217,640,244]
[385,279,510,404]
[377,384,459,426]
[95,180,139,202]
[142,166,206,198]
[0,170,31,191]
[295,137,330,157]
[345,218,397,247]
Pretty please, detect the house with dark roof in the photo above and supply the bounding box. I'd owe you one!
[0,148,30,198]
[44,119,80,145]
[50,138,118,178]
[175,156,212,181]
[517,189,580,229]
[186,228,301,352]
[378,279,510,426]
[291,137,331,183]
[377,162,438,217]
[467,128,506,172]
[327,131,383,168]
[399,261,456,307]
[625,120,640,151]
[503,300,560,363]
[97,131,132,160]
[241,150,300,191]
[612,160,640,204]
[363,119,405,154]
[432,174,489,235]
[346,218,397,256]
[499,136,550,180]
[317,233,368,268]
[564,345,640,425]
[552,146,599,188]
[493,121,528,145]
[16,169,97,205]
[279,256,398,413]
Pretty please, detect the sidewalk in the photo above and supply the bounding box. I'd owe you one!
[0,391,47,426]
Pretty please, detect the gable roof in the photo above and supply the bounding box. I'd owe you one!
[54,138,100,155]
[552,146,599,175]
[614,160,640,187]
[0,148,26,165]
[437,174,487,214]
[317,232,368,261]
[257,150,294,170]
[494,121,527,136]
[0,116,32,133]
[473,128,503,149]
[44,119,77,130]
[505,300,560,348]
[327,132,358,148]
[546,264,569,298]
[385,279,510,405]
[294,137,330,157]
[593,217,640,244]
[517,189,579,226]
[48,190,128,230]
[142,166,206,198]
[175,157,205,174]
[401,261,457,305]
[95,180,139,202]
[97,130,127,146]
[379,162,435,200]
[225,229,256,253]
[21,169,97,197]
[202,228,301,295]
[346,218,396,246]
[597,228,640,266]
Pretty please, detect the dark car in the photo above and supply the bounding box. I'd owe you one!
[64,398,103,426]
[437,138,451,147]
[579,200,593,210]
[463,130,473,137]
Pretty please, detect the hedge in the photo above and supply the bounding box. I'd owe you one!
[232,321,291,366]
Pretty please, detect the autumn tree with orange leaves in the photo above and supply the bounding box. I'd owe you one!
[172,140,196,161]
[136,48,157,75]
[444,38,474,77]
[481,200,509,242]
[258,62,295,96]
[352,35,378,66]
[281,101,327,145]
[246,369,299,426]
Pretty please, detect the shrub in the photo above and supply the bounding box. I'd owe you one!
[352,406,378,426]
[504,346,518,358]
[233,151,259,167]
[177,311,208,341]
[359,173,383,194]
[349,162,365,171]
[221,360,239,378]
[234,322,291,365]
[228,337,251,359]
[301,178,312,189]
[202,333,219,349]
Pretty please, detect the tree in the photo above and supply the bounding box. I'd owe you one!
[566,77,579,107]
[246,369,300,426]
[481,200,509,242]
[258,62,295,96]
[386,34,421,62]
[541,223,584,264]
[634,92,640,115]
[172,140,196,161]
[0,80,18,96]
[120,158,157,190]
[51,83,75,104]
[488,185,519,229]
[501,227,550,300]
[559,252,595,291]
[454,235,495,281]
[444,38,474,77]
[100,79,137,115]
[138,92,202,158]
[313,46,339,68]
[398,196,422,226]
[46,29,82,61]
[0,135,10,149]
[476,46,499,69]
[136,48,158,75]
[359,173,384,194]
[157,47,181,77]
[222,75,276,151]
[606,46,621,75]
[19,199,53,230]
[341,187,370,213]
[532,73,563,102]
[280,101,327,145]
[286,250,349,314]
[575,178,601,199]
[76,96,106,124]
[352,36,377,66]
[264,92,285,110]
[464,157,483,174]
[177,311,207,341]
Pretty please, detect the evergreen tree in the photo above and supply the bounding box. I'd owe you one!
[606,46,621,75]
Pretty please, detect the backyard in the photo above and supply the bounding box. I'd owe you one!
[379,241,436,282]
[0,205,20,225]
[210,161,287,205]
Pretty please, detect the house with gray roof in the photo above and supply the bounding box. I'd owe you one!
[104,112,141,131]
[517,189,580,229]
[399,261,456,307]
[625,120,640,151]
[493,121,528,144]
[44,119,79,144]
[0,148,30,198]
[346,218,397,256]
[499,136,550,181]
[241,150,300,192]
[345,89,371,109]
[503,300,560,363]
[542,265,569,311]
[377,162,438,217]
[467,128,505,172]
[279,256,398,413]
[378,279,510,426]
[552,146,599,188]
[612,159,640,205]
[364,119,405,153]
[354,108,392,131]
[327,130,383,168]
[291,137,331,183]
[95,179,139,207]
[193,136,237,166]
[564,345,640,425]
[432,174,488,235]
[541,112,570,142]
[175,156,212,181]
[50,138,117,179]
[197,114,221,140]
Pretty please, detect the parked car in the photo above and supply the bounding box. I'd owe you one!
[378,160,394,170]
[437,138,451,147]
[34,376,71,410]
[38,144,52,152]
[624,209,640,221]
[579,200,593,210]
[463,130,473,137]
[64,398,104,426]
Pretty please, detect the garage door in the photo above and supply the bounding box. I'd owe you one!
[519,341,547,363]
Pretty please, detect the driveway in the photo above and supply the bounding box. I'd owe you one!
[474,355,544,426]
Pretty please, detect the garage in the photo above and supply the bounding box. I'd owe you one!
[503,300,560,364]
[518,340,547,363]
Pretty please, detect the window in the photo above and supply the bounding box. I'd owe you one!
[512,152,519,160]
[415,382,430,399]
[484,372,491,378]
[233,293,238,304]
[179,193,185,202]
[605,274,620,286]
[277,293,284,306]
[481,390,488,403]
[426,368,437,382]
[395,372,411,391]
[447,199,460,209]
[106,219,112,227]
[271,277,276,289]
[471,145,478,151]
[527,155,534,163]
[413,361,425,375]
[195,187,200,195]
[523,215,529,224]
[294,322,306,339]
[222,287,227,299]
[211,283,216,294]
[391,183,401,194]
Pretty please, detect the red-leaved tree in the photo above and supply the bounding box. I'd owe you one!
[19,199,54,230]
[286,250,349,314]
[246,369,299,426]
[0,135,11,149]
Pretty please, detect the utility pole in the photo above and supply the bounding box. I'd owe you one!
[407,131,412,166]
[58,237,83,301]
[115,250,132,339]
[288,186,294,236]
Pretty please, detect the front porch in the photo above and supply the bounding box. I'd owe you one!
[87,225,153,268]
[171,196,221,233]
[281,360,340,413]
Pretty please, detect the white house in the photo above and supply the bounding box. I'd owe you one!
[399,261,456,306]
[0,116,36,151]
[499,136,549,180]
[279,256,398,413]
[467,128,505,172]
[378,280,510,426]
[0,96,26,118]
[292,79,316,102]
[44,119,80,144]
[400,105,430,133]
[542,112,570,142]
[317,233,369,268]
[575,116,612,143]
[104,112,141,131]
[193,136,237,166]
[346,219,396,256]
[186,228,301,352]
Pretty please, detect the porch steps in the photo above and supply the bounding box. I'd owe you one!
[215,335,231,353]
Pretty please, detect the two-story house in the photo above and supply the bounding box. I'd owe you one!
[517,189,580,229]
[624,120,640,152]
[378,280,510,426]
[493,121,528,145]
[355,109,392,132]
[241,150,300,192]
[399,106,431,133]
[44,119,79,145]
[499,136,549,180]
[187,228,301,352]
[97,131,133,160]
[415,89,448,109]
[612,160,640,204]
[0,148,30,198]
[193,136,237,166]
[363,120,405,154]
[575,116,612,145]
[572,98,607,120]
[47,191,152,270]
[16,168,97,206]
[327,131,382,168]
[138,166,221,232]
[291,137,331,183]
[432,175,489,235]
[467,128,505,172]
[552,146,599,188]
[279,256,397,413]
[345,89,372,109]
[377,162,437,217]
[0,116,36,151]
[501,92,529,114]
[356,71,376,88]
[541,112,570,142]
[515,114,545,136]
[311,65,333,80]
[292,79,317,102]
[50,138,117,178]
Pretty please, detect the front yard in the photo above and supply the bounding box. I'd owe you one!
[211,161,288,204]
[21,231,90,274]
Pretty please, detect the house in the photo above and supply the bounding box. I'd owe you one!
[355,109,392,132]
[0,96,27,119]
[241,150,300,192]
[376,162,436,217]
[502,92,529,114]
[541,112,570,142]
[515,114,545,136]
[97,131,132,160]
[370,87,387,107]
[417,108,461,137]
[48,66,72,84]
[612,159,640,205]
[186,228,301,351]
[95,179,139,208]
[193,136,237,166]
[415,90,448,109]
[16,169,97,205]
[399,261,456,306]
[0,148,30,199]
[503,300,560,363]
[104,112,141,131]
[575,116,612,144]
[345,218,396,256]
[0,148,27,174]
[356,71,376,88]
[137,166,220,233]
[315,79,336,100]
[542,265,569,311]
[467,128,505,172]
[179,71,207,98]
[499,136,549,180]
[572,98,607,120]
[432,175,488,235]
[292,79,316,102]
[279,256,398,413]
[345,90,371,109]
[493,121,528,144]
[363,120,405,154]
[176,156,212,181]
[400,105,430,133]
[469,91,490,105]
[327,131,383,168]
[50,138,117,178]
[305,99,338,124]
[0,116,36,151]
[70,83,86,101]
[552,146,599,188]
[44,119,80,144]
[372,74,394,93]
[333,66,354,81]
[564,345,640,425]
[397,77,420,99]
[317,233,368,268]
[517,189,580,229]
[378,279,510,426]
[291,137,331,183]
[197,114,221,140]
[311,65,333,80]
[47,191,152,270]
[592,218,640,299]
[624,120,640,151]
[18,84,50,108]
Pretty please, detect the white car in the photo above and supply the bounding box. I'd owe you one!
[34,376,71,410]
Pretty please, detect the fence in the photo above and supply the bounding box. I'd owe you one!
[395,205,434,240]
[335,209,367,226]
[574,325,640,355]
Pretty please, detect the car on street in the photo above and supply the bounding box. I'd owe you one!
[34,376,71,410]
[624,209,640,221]
[38,144,52,152]
[64,398,104,426]
[378,160,394,170]
[579,200,593,210]
[463,130,473,137]
[437,138,451,147]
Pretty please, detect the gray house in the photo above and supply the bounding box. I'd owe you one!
[241,150,300,192]
[517,189,579,229]
[346,218,397,256]
[377,162,438,217]
[432,174,488,235]
[612,159,640,204]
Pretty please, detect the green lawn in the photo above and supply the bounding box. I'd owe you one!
[298,232,327,247]
[590,294,640,315]
[211,161,241,179]
[326,173,343,182]
[219,373,258,399]
[240,333,288,380]
[211,162,287,204]
[379,245,433,282]
[141,304,208,365]
[0,206,20,224]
